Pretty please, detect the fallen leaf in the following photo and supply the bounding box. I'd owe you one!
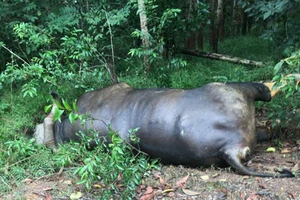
[153,173,165,186]
[140,186,155,200]
[57,166,64,175]
[220,188,228,195]
[63,180,72,185]
[158,176,165,186]
[246,193,259,200]
[167,192,175,197]
[21,178,33,184]
[287,191,298,199]
[266,147,276,152]
[291,162,299,172]
[176,174,189,189]
[200,175,209,180]
[240,191,246,199]
[136,184,144,194]
[280,147,293,154]
[93,184,103,188]
[182,188,201,196]
[162,188,174,194]
[117,173,123,182]
[139,193,155,200]
[144,186,154,195]
[241,176,250,181]
[256,177,267,189]
[45,192,51,200]
[258,181,267,189]
[41,187,53,191]
[70,191,83,200]
[153,171,161,179]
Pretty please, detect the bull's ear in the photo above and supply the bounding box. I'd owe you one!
[263,82,280,98]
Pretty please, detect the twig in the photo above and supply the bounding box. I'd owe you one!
[0,176,12,190]
[4,154,39,169]
[1,44,30,65]
[105,11,115,75]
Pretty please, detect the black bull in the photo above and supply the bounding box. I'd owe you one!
[35,82,295,178]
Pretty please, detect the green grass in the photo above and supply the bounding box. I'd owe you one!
[218,35,281,62]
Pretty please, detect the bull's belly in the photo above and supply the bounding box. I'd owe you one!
[135,142,227,167]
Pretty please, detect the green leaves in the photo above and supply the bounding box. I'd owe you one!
[69,128,158,198]
[274,60,284,74]
[49,98,80,124]
[62,99,72,112]
[1,23,108,97]
[53,107,64,122]
[21,82,37,97]
[273,50,300,98]
[69,112,79,124]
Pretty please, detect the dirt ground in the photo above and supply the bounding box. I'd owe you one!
[1,132,299,200]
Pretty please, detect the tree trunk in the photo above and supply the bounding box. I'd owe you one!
[137,0,151,72]
[209,0,218,52]
[105,63,118,84]
[231,0,238,36]
[184,0,198,50]
[242,9,248,35]
[198,25,204,51]
[217,0,224,41]
[105,11,118,84]
[185,33,196,50]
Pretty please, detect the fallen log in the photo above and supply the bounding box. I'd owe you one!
[181,49,266,67]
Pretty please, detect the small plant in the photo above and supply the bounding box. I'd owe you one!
[49,127,155,198]
[268,50,300,129]
[72,127,157,198]
[0,136,55,193]
[273,50,300,96]
[273,139,284,149]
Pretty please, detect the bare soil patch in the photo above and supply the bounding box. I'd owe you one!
[1,136,299,200]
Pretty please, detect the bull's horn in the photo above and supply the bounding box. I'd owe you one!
[263,74,300,98]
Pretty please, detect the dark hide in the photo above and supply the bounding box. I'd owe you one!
[53,82,293,177]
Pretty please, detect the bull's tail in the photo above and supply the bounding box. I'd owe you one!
[263,74,300,98]
[220,147,295,178]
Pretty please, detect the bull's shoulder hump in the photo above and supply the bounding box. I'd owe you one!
[78,83,133,102]
[114,82,131,89]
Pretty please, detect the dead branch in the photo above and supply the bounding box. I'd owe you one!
[181,49,266,67]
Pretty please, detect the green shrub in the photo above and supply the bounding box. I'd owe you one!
[52,128,158,199]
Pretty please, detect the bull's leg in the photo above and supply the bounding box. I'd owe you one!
[256,126,272,142]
